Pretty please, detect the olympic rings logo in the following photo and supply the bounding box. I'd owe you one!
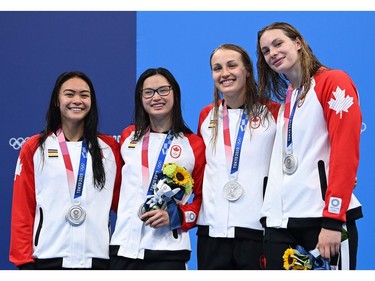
[9,137,29,150]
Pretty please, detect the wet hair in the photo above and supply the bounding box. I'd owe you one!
[256,22,325,102]
[132,67,192,141]
[209,43,269,147]
[39,71,106,190]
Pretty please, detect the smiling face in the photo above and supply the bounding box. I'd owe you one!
[259,28,302,77]
[141,74,174,129]
[210,48,249,107]
[58,77,91,127]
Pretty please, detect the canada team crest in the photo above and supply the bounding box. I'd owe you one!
[170,145,182,158]
[250,116,261,129]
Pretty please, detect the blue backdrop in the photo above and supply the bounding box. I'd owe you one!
[0,11,136,269]
[1,11,373,270]
[136,11,374,270]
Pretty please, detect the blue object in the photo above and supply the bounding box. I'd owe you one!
[295,245,331,270]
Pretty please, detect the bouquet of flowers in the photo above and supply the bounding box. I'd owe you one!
[282,228,349,270]
[139,163,194,219]
[283,245,330,270]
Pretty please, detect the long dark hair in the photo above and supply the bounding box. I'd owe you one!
[256,22,325,102]
[39,71,106,190]
[132,67,192,140]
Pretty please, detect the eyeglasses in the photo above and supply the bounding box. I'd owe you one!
[140,85,172,99]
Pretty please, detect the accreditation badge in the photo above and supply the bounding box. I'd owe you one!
[223,181,243,201]
[283,153,298,175]
[66,205,86,226]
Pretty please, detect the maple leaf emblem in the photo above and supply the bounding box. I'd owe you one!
[328,86,353,119]
[14,158,22,181]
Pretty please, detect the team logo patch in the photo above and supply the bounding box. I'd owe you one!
[250,116,261,129]
[328,197,342,214]
[208,119,217,128]
[185,211,196,223]
[48,149,58,158]
[170,145,182,158]
[128,140,137,149]
[328,86,353,119]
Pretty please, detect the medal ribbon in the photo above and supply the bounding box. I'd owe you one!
[222,101,249,181]
[284,86,301,154]
[141,129,174,195]
[57,128,88,204]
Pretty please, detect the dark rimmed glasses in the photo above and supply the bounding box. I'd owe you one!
[140,85,172,99]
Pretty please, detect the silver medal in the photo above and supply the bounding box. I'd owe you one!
[138,201,167,222]
[223,181,243,201]
[138,203,147,219]
[66,205,86,226]
[283,154,298,175]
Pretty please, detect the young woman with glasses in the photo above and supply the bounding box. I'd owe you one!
[109,67,205,270]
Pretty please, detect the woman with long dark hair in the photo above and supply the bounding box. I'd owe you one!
[109,67,205,270]
[10,71,122,269]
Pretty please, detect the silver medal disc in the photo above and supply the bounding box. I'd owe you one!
[283,154,298,175]
[223,181,243,201]
[138,202,167,222]
[66,205,86,226]
[138,203,147,218]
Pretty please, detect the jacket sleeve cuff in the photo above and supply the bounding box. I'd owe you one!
[321,217,344,232]
[18,262,35,270]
